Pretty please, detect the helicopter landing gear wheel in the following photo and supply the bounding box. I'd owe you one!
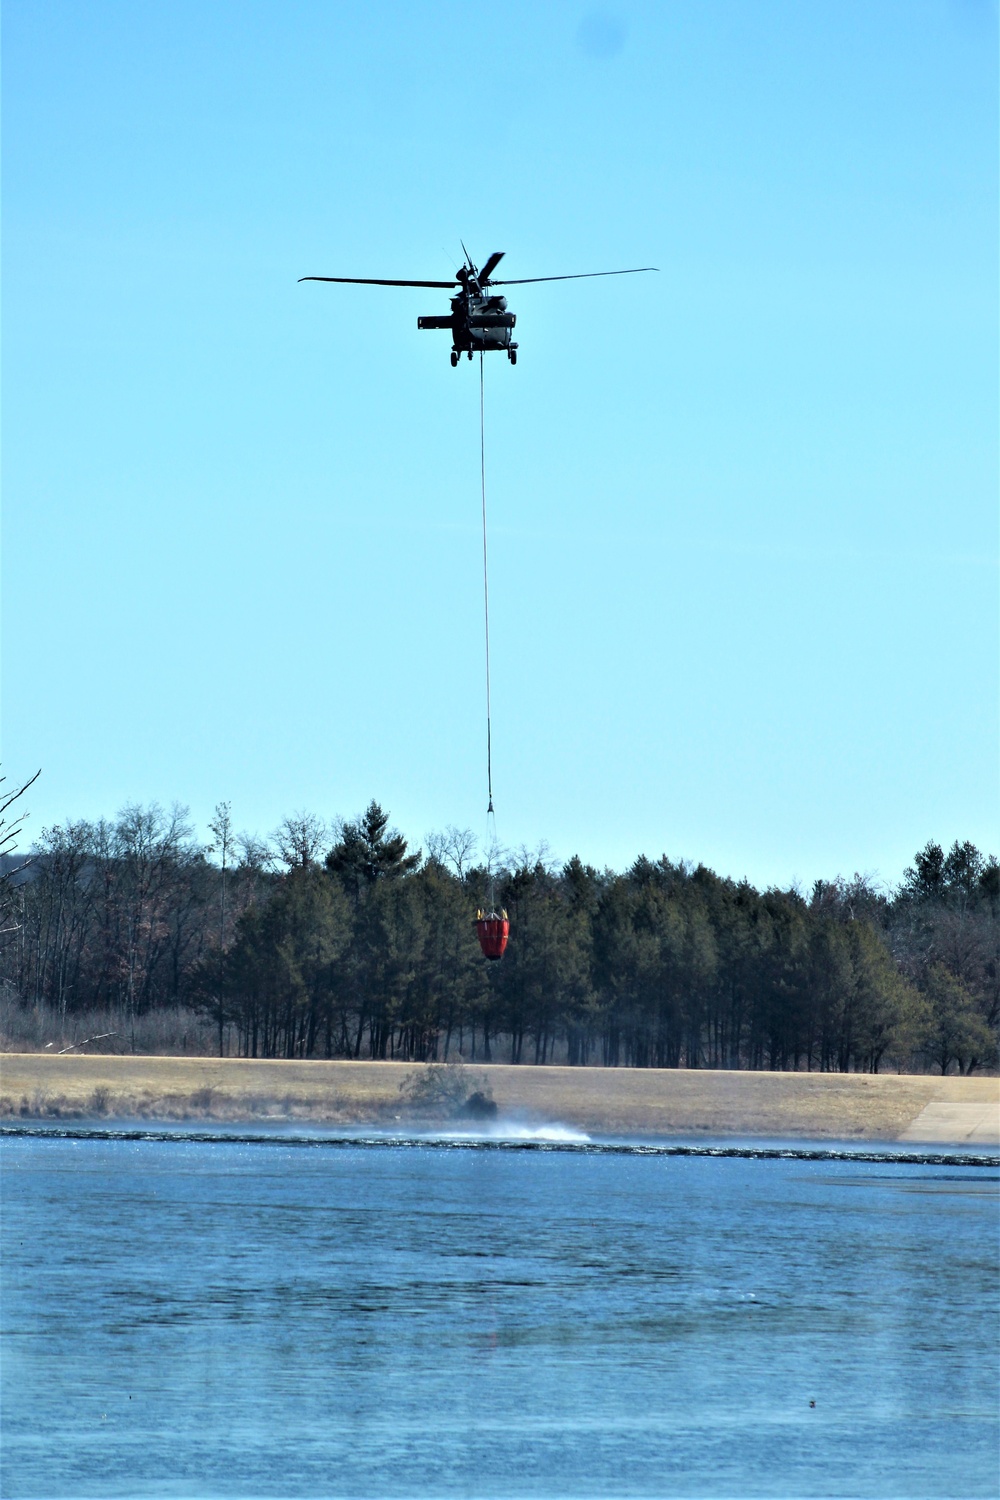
[450,350,459,367]
[467,350,473,361]
[508,348,517,365]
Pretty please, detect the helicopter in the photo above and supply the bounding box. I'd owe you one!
[299,249,657,365]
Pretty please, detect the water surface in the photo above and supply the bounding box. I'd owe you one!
[2,1126,997,1498]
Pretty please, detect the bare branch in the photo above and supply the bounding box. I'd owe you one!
[57,1031,118,1054]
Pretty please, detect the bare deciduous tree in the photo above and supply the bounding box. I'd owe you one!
[0,768,41,947]
[425,826,478,879]
[272,812,328,870]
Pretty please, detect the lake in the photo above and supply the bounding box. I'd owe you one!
[2,1125,998,1499]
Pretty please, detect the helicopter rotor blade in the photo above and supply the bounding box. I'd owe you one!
[298,276,459,288]
[490,266,658,286]
[479,251,505,282]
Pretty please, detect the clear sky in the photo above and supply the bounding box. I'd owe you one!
[3,0,998,889]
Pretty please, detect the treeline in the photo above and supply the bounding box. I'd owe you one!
[2,799,997,1074]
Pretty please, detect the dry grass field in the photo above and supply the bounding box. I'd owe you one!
[1,1053,997,1142]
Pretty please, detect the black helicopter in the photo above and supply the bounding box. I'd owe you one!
[299,249,657,365]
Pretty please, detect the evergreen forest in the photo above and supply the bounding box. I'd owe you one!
[2,795,997,1075]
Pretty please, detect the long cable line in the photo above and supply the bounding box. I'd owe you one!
[479,352,500,907]
[480,352,494,820]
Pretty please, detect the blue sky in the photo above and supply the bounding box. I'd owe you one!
[3,0,997,888]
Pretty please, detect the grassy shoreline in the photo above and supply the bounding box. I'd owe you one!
[2,1053,997,1143]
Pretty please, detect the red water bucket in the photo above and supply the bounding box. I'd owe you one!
[475,911,510,961]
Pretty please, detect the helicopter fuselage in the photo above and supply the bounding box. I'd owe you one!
[418,290,518,365]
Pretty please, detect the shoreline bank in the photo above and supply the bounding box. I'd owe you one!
[2,1054,997,1143]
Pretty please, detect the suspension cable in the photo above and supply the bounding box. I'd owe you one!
[480,352,494,820]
